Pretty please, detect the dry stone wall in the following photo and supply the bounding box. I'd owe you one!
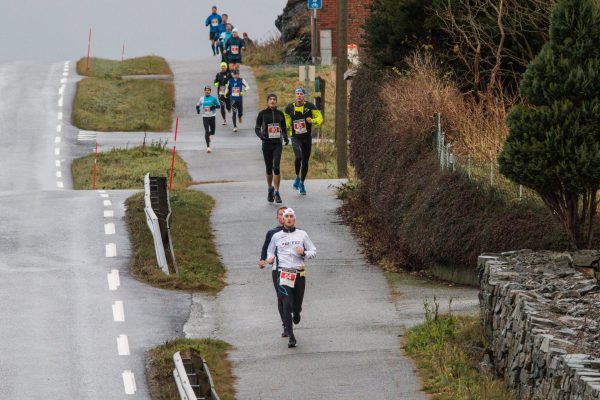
[479,250,600,399]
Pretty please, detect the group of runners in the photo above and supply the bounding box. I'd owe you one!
[201,6,321,349]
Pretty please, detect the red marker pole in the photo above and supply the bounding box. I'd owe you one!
[92,142,98,190]
[168,117,179,193]
[85,28,92,75]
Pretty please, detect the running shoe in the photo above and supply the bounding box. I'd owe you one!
[299,182,306,195]
[293,176,301,190]
[281,328,289,338]
[239,115,243,123]
[207,147,212,154]
[274,191,282,204]
[222,119,227,125]
[288,335,297,348]
[233,127,238,132]
[293,313,301,325]
[267,187,275,203]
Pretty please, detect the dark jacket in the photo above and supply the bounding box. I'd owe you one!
[255,107,288,144]
[260,226,283,261]
[214,70,232,97]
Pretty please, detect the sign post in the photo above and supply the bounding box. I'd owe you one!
[308,0,322,65]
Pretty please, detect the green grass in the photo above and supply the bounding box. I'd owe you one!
[71,145,191,190]
[148,338,234,400]
[126,189,226,292]
[244,37,284,65]
[280,143,338,179]
[76,56,172,78]
[405,313,514,400]
[71,77,174,132]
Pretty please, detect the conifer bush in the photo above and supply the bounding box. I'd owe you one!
[498,0,600,249]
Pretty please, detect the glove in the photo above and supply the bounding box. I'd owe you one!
[214,82,219,87]
[196,105,200,114]
[241,90,246,96]
[210,105,217,111]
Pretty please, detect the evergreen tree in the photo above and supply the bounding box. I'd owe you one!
[498,0,600,249]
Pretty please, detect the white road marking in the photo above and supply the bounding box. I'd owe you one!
[117,335,130,355]
[104,210,114,218]
[99,190,106,193]
[112,301,125,322]
[101,194,109,198]
[55,160,61,167]
[106,243,117,257]
[77,130,97,142]
[57,112,62,120]
[58,97,63,107]
[107,269,120,290]
[56,181,64,188]
[56,124,62,132]
[58,86,64,95]
[55,136,61,143]
[54,148,60,156]
[62,72,68,76]
[56,171,62,178]
[103,200,112,207]
[60,78,67,84]
[122,370,137,394]
[104,223,115,235]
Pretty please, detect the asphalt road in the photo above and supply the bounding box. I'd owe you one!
[0,61,189,399]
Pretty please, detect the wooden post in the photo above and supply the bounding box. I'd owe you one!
[335,0,348,178]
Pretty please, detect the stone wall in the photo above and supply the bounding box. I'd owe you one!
[479,251,600,399]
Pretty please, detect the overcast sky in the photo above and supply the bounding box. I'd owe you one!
[0,0,288,62]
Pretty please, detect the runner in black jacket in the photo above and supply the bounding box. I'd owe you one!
[258,206,287,337]
[255,93,289,204]
[213,62,232,125]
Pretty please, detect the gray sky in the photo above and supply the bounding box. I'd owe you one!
[0,0,287,62]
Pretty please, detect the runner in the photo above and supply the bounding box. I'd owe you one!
[226,69,250,132]
[284,88,324,195]
[204,6,222,56]
[224,28,245,72]
[218,23,234,63]
[266,208,317,348]
[255,93,288,204]
[214,62,232,125]
[217,14,234,57]
[196,85,220,153]
[259,206,287,337]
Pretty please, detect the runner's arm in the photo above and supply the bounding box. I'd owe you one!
[302,233,317,259]
[283,112,292,137]
[255,112,264,139]
[311,109,324,127]
[260,230,273,261]
[204,15,211,26]
[214,74,219,87]
[266,235,277,262]
[242,79,250,91]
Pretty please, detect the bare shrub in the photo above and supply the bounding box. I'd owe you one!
[381,53,510,162]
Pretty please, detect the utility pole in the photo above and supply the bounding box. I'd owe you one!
[335,0,348,178]
[310,8,318,64]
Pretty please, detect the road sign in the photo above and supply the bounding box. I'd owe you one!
[308,0,322,9]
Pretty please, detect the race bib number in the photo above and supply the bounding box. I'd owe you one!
[268,123,281,139]
[279,270,297,288]
[203,106,212,116]
[293,119,308,134]
[219,86,226,95]
[232,87,241,97]
[211,19,219,26]
[231,45,239,55]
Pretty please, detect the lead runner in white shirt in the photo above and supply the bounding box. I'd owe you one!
[267,208,316,348]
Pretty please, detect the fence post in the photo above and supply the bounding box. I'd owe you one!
[467,156,471,179]
[490,163,494,186]
[519,184,523,199]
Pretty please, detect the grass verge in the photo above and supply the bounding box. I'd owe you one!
[148,338,234,400]
[405,312,513,399]
[76,56,172,78]
[71,145,191,190]
[252,64,345,179]
[126,189,225,292]
[72,77,174,132]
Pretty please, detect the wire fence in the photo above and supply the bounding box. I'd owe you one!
[434,113,538,203]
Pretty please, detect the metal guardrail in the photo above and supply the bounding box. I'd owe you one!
[144,173,175,275]
[173,350,220,400]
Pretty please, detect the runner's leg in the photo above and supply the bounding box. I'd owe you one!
[232,101,238,128]
[203,118,211,147]
[273,143,282,192]
[292,136,302,177]
[300,139,312,182]
[293,275,306,321]
[272,269,285,329]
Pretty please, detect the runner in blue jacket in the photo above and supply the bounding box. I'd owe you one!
[225,70,250,132]
[204,6,222,56]
[196,86,221,153]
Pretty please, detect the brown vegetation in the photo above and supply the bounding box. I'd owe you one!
[343,57,570,276]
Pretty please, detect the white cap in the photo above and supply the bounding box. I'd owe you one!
[232,28,239,33]
[282,208,295,217]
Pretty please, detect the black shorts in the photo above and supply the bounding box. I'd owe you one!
[210,31,218,41]
[227,56,242,64]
